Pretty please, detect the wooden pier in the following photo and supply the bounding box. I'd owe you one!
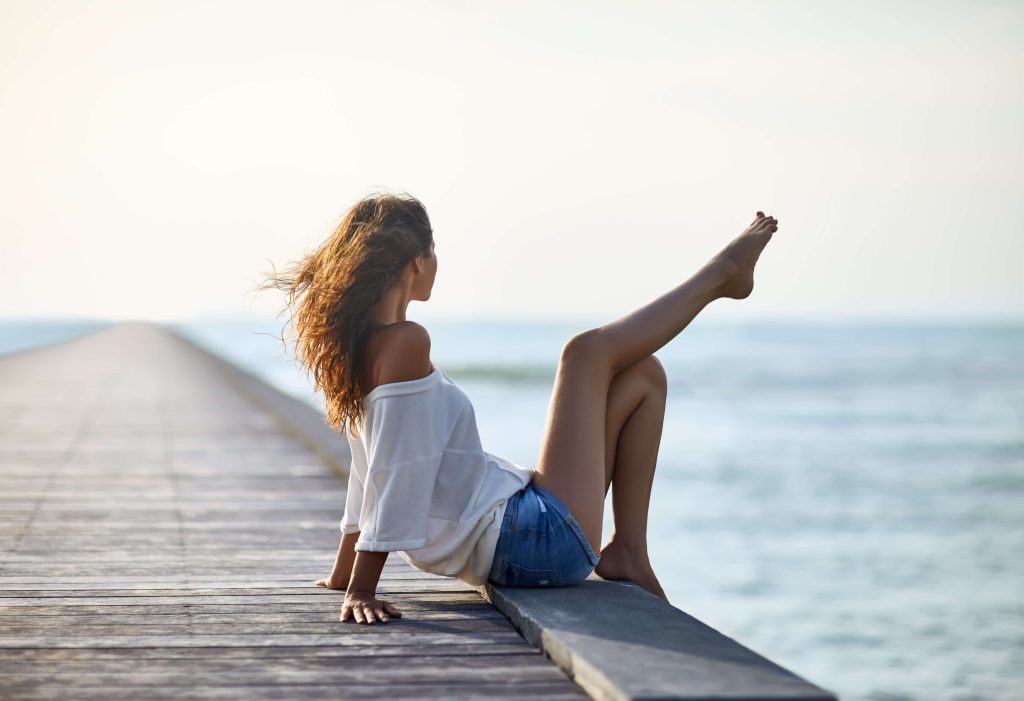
[0,321,839,700]
[0,322,587,699]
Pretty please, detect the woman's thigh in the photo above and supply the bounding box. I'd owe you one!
[531,330,613,555]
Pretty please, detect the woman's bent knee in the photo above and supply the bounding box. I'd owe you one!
[561,328,609,363]
[640,355,668,394]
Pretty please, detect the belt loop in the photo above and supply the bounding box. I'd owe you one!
[534,490,547,513]
[508,489,521,531]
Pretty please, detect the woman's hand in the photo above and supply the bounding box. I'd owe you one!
[313,576,348,591]
[341,590,402,624]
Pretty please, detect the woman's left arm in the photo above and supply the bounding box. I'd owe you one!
[342,550,402,624]
[314,530,360,590]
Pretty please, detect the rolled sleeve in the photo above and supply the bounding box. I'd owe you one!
[340,466,364,534]
[354,451,444,552]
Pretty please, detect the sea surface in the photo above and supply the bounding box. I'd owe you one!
[3,315,1022,701]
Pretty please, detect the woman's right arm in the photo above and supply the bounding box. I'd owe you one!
[315,530,359,590]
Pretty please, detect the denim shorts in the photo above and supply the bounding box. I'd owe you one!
[487,481,601,587]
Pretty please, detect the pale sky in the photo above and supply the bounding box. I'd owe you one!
[1,0,1021,322]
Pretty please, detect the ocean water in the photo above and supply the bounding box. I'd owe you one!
[4,315,1022,701]
[0,318,115,357]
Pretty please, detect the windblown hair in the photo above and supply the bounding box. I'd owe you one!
[255,191,434,439]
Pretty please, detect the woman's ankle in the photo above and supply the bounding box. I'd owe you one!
[704,256,738,296]
[604,535,650,559]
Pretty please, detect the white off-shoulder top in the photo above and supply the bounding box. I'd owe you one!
[340,365,534,586]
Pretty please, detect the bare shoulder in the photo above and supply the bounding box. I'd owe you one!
[376,321,433,385]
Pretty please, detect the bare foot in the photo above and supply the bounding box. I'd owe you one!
[594,540,670,603]
[713,211,779,300]
[314,577,348,591]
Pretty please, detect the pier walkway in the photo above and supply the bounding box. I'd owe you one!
[0,322,586,700]
[0,321,838,700]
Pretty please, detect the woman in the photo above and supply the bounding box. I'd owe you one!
[264,191,777,625]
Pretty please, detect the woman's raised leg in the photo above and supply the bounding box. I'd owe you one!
[532,213,778,559]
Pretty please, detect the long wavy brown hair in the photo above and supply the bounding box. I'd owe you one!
[255,191,434,439]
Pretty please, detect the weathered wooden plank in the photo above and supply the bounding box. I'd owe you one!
[0,643,538,661]
[0,584,460,597]
[0,682,588,701]
[0,567,432,580]
[0,632,525,648]
[0,576,450,590]
[0,620,517,637]
[0,590,474,606]
[0,522,350,532]
[0,663,570,687]
[0,548,389,560]
[0,609,508,625]
[6,666,561,687]
[0,652,555,671]
[0,597,488,616]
